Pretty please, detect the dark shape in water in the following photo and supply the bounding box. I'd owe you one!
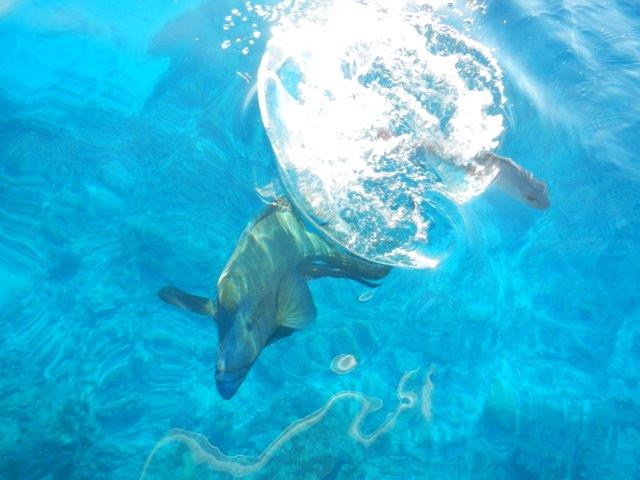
[158,199,390,399]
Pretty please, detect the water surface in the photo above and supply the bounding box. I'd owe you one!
[1,0,639,478]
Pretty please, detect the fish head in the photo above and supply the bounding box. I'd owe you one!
[215,351,250,400]
[213,279,274,399]
[521,177,550,209]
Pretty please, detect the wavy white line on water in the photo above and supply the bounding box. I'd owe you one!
[140,368,434,478]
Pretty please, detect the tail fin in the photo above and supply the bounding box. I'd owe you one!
[158,285,216,317]
[300,254,391,288]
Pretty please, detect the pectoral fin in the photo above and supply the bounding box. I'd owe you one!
[300,254,391,288]
[268,326,297,345]
[276,270,316,329]
[158,285,216,317]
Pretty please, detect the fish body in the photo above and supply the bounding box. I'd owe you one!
[159,200,389,399]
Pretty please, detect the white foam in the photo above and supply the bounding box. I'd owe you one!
[258,0,506,268]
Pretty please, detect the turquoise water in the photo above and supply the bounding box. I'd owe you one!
[1,0,640,479]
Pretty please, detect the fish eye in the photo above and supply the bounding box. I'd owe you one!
[525,195,536,202]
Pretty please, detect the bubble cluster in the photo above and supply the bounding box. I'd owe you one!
[220,1,290,55]
[257,0,506,268]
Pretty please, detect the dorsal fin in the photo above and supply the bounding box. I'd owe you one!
[248,198,291,230]
[276,270,316,330]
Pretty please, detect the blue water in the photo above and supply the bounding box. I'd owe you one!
[1,1,640,479]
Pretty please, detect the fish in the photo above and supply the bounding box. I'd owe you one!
[158,199,390,399]
[481,152,550,209]
[375,128,550,209]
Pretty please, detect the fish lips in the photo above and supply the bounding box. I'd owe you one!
[215,369,249,400]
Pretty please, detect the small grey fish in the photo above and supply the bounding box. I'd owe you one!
[158,199,390,399]
[480,152,550,209]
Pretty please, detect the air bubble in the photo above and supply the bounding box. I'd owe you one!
[358,290,375,302]
[331,354,358,374]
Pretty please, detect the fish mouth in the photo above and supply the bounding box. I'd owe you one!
[533,196,550,210]
[215,369,248,400]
